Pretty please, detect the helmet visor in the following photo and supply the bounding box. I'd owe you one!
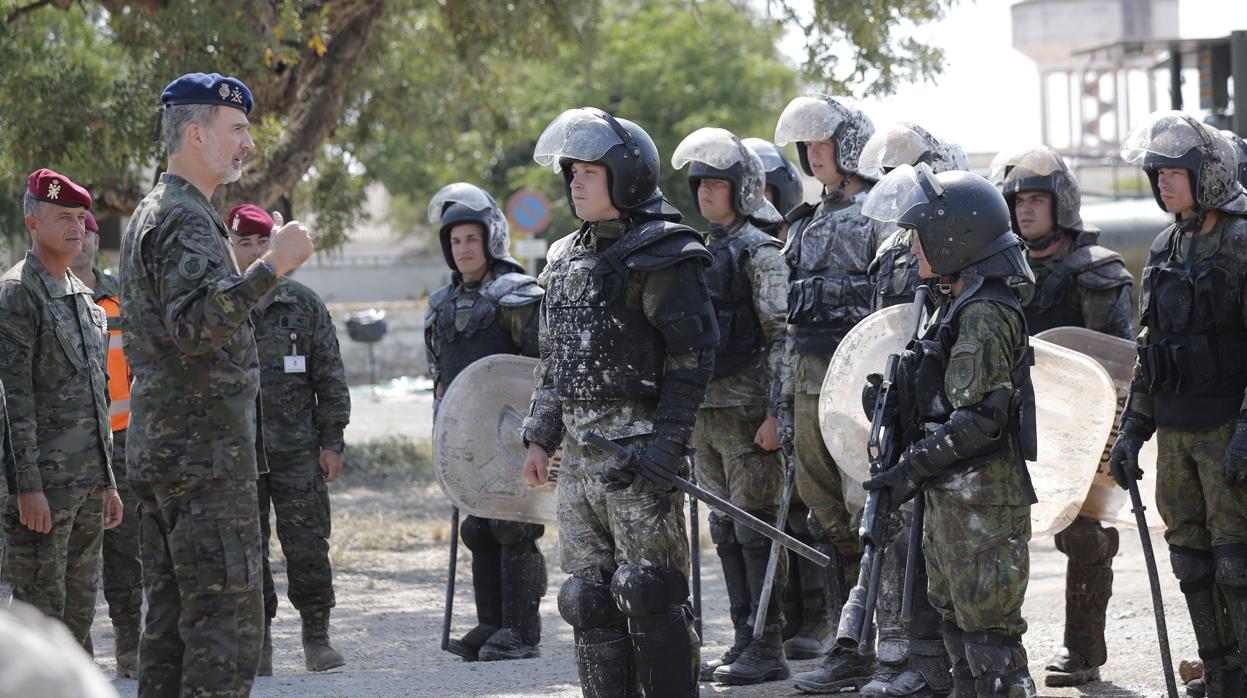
[1121,111,1208,164]
[672,127,749,171]
[988,146,1064,184]
[859,124,932,179]
[533,109,624,171]
[427,182,496,224]
[774,95,845,147]
[861,164,934,224]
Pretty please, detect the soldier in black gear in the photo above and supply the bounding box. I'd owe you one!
[862,163,1040,698]
[520,108,719,698]
[424,183,547,662]
[987,145,1134,688]
[1111,112,1247,698]
[671,127,791,685]
[743,137,805,240]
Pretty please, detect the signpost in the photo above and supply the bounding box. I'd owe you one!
[505,189,553,270]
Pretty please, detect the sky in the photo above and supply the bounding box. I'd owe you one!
[776,0,1247,155]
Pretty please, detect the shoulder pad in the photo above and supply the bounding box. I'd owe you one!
[1067,245,1132,290]
[734,224,783,256]
[785,201,818,225]
[546,230,579,266]
[428,284,450,310]
[620,222,712,271]
[487,272,544,307]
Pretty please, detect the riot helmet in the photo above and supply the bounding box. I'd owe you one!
[672,127,782,226]
[427,182,522,274]
[858,122,966,180]
[1121,111,1247,215]
[989,145,1088,249]
[774,94,875,183]
[533,107,662,215]
[1223,129,1247,188]
[742,137,804,217]
[864,163,1030,282]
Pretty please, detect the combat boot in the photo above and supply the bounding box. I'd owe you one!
[713,630,790,685]
[793,646,874,694]
[1046,519,1116,688]
[1176,547,1241,698]
[446,532,503,661]
[480,541,545,661]
[701,518,751,680]
[113,618,140,679]
[785,547,833,659]
[256,617,273,676]
[300,609,346,672]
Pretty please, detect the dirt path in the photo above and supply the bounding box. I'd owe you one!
[94,391,1196,696]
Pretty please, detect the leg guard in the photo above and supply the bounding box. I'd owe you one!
[738,512,785,635]
[783,503,812,640]
[702,513,751,680]
[611,564,698,698]
[1175,545,1242,698]
[1047,518,1117,685]
[785,510,838,660]
[1215,544,1247,695]
[943,622,975,698]
[713,518,790,685]
[963,631,1035,697]
[448,515,503,661]
[479,529,547,661]
[559,570,637,698]
[886,564,953,696]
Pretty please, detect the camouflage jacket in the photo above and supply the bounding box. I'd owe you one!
[91,267,121,303]
[254,278,351,455]
[0,252,113,493]
[120,173,278,482]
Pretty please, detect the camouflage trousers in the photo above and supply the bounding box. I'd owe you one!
[923,491,1031,636]
[259,448,334,618]
[557,431,690,580]
[103,429,143,627]
[0,484,104,649]
[1155,420,1247,551]
[133,478,264,698]
[794,392,861,562]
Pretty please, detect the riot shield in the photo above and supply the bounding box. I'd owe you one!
[433,354,558,525]
[819,305,1119,538]
[1035,327,1162,532]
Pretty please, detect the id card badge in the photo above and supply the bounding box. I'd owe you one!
[284,332,307,374]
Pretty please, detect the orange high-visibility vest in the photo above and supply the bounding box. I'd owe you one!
[98,295,130,432]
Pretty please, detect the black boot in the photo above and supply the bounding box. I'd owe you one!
[1046,519,1117,688]
[792,646,874,694]
[574,627,639,698]
[480,539,546,661]
[1216,545,1247,698]
[942,623,975,698]
[963,631,1036,698]
[447,517,503,662]
[865,511,912,697]
[783,504,811,641]
[713,533,790,684]
[1176,546,1241,698]
[628,609,698,698]
[701,516,752,680]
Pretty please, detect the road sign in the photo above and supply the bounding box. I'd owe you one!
[506,189,553,234]
[515,238,549,260]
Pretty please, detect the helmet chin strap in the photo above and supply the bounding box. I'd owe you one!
[1021,228,1063,251]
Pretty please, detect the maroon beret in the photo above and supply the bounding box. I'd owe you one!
[226,204,274,238]
[27,168,92,210]
[84,211,99,233]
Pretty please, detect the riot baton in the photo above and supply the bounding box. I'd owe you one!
[1129,478,1179,698]
[582,431,830,567]
[689,466,702,641]
[441,505,460,653]
[752,444,797,641]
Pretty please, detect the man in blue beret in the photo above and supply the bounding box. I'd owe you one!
[120,72,314,695]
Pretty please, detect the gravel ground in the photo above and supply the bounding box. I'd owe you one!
[92,391,1197,697]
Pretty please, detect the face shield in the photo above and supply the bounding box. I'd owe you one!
[1120,111,1208,164]
[427,182,500,225]
[774,95,846,147]
[988,146,1065,184]
[533,108,626,171]
[859,123,938,179]
[861,163,939,226]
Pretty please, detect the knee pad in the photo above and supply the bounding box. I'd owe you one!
[787,504,811,537]
[610,564,689,618]
[558,574,620,630]
[1214,544,1247,589]
[735,511,775,550]
[1054,518,1119,564]
[459,516,492,551]
[490,520,543,546]
[1171,545,1216,593]
[708,513,736,547]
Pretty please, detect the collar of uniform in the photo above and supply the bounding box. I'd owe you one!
[26,250,88,299]
[158,173,229,236]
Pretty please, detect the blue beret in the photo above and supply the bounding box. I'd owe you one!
[159,72,253,115]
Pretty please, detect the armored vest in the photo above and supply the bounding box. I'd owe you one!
[906,280,1038,494]
[1022,238,1131,334]
[1138,216,1247,430]
[871,228,919,310]
[706,224,781,378]
[543,219,704,401]
[429,272,540,388]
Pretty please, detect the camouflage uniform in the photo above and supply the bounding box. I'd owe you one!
[0,252,114,650]
[522,216,717,698]
[92,269,145,648]
[120,173,272,696]
[252,277,350,667]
